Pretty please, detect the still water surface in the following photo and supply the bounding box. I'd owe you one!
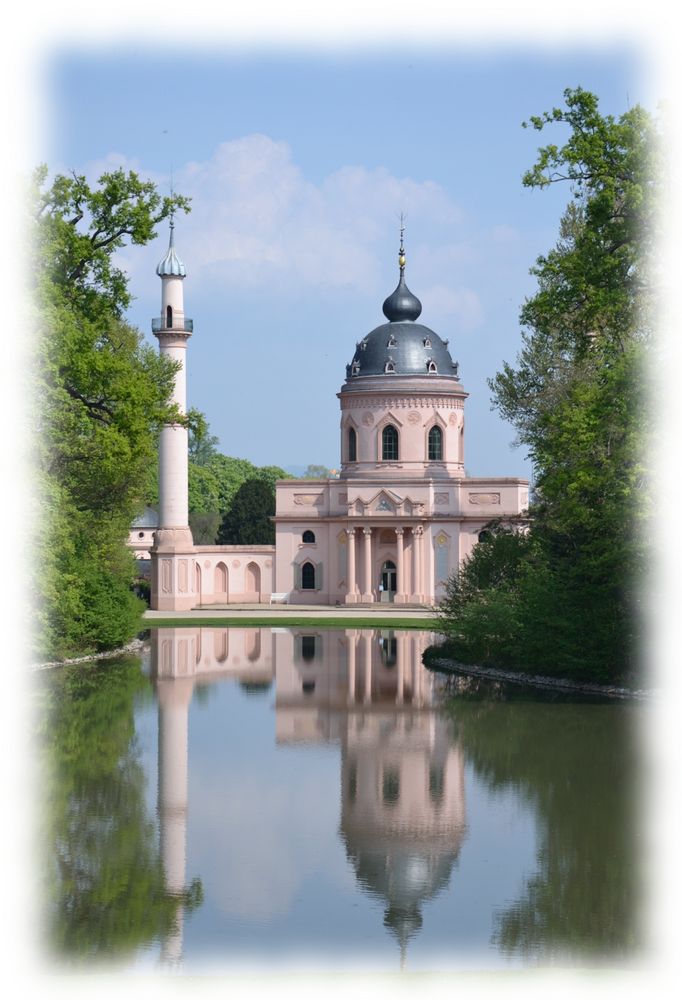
[41,626,642,972]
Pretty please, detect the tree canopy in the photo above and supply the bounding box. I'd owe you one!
[216,478,277,545]
[437,89,657,683]
[32,166,189,659]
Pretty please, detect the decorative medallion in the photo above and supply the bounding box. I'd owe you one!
[232,559,241,568]
[436,532,448,545]
[362,412,374,426]
[203,559,210,568]
[449,413,458,426]
[407,410,421,425]
[434,492,449,505]
[468,492,501,505]
[265,559,272,568]
[294,493,323,506]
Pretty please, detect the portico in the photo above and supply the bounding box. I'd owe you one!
[342,523,425,604]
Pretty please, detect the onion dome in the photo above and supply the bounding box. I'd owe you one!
[344,231,460,382]
[382,275,422,322]
[156,220,186,277]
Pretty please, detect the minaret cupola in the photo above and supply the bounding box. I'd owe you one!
[156,218,187,277]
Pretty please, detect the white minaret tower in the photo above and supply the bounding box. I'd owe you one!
[150,217,197,611]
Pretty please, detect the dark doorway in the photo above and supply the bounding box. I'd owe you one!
[380,560,397,602]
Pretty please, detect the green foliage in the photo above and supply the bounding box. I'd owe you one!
[32,165,188,659]
[40,655,202,961]
[187,409,220,466]
[438,89,656,683]
[217,478,276,545]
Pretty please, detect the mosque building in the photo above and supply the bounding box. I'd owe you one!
[148,221,528,611]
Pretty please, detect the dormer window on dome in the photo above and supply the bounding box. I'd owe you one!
[423,337,432,348]
[387,334,397,347]
[427,360,438,374]
[351,361,361,376]
[384,357,396,374]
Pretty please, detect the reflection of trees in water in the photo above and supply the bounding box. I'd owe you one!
[445,693,640,961]
[42,656,202,962]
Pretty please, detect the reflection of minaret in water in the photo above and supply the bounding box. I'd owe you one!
[152,629,195,967]
[151,626,276,965]
[274,628,467,967]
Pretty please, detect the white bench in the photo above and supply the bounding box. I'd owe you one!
[269,592,290,604]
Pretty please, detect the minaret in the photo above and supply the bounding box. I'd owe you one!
[150,217,196,611]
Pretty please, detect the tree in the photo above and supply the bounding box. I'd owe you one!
[187,409,220,466]
[216,478,276,545]
[32,166,189,659]
[438,89,657,682]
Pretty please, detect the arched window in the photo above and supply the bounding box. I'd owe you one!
[302,530,316,544]
[166,305,172,327]
[382,424,399,461]
[427,360,438,373]
[301,561,316,590]
[478,529,492,543]
[428,425,443,461]
[348,427,357,463]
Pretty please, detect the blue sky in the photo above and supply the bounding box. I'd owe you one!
[44,46,648,477]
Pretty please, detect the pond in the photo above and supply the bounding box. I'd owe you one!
[39,626,643,973]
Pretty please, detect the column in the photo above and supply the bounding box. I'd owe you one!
[396,633,407,705]
[362,527,373,602]
[362,631,373,704]
[347,631,357,705]
[345,527,357,604]
[414,525,424,602]
[395,527,406,604]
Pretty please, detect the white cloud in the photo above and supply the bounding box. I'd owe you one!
[84,136,469,300]
[420,284,484,333]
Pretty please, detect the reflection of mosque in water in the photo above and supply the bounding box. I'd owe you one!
[152,627,466,966]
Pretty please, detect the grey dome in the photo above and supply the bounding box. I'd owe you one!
[346,320,459,379]
[345,239,460,381]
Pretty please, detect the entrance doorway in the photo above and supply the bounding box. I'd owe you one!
[380,560,397,603]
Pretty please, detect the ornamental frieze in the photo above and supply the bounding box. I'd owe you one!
[343,396,464,410]
[468,492,501,505]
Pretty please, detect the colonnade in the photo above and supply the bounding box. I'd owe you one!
[344,524,426,604]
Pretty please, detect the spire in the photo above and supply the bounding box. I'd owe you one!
[382,219,422,322]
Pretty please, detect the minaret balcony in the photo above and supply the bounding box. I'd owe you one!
[152,317,193,333]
